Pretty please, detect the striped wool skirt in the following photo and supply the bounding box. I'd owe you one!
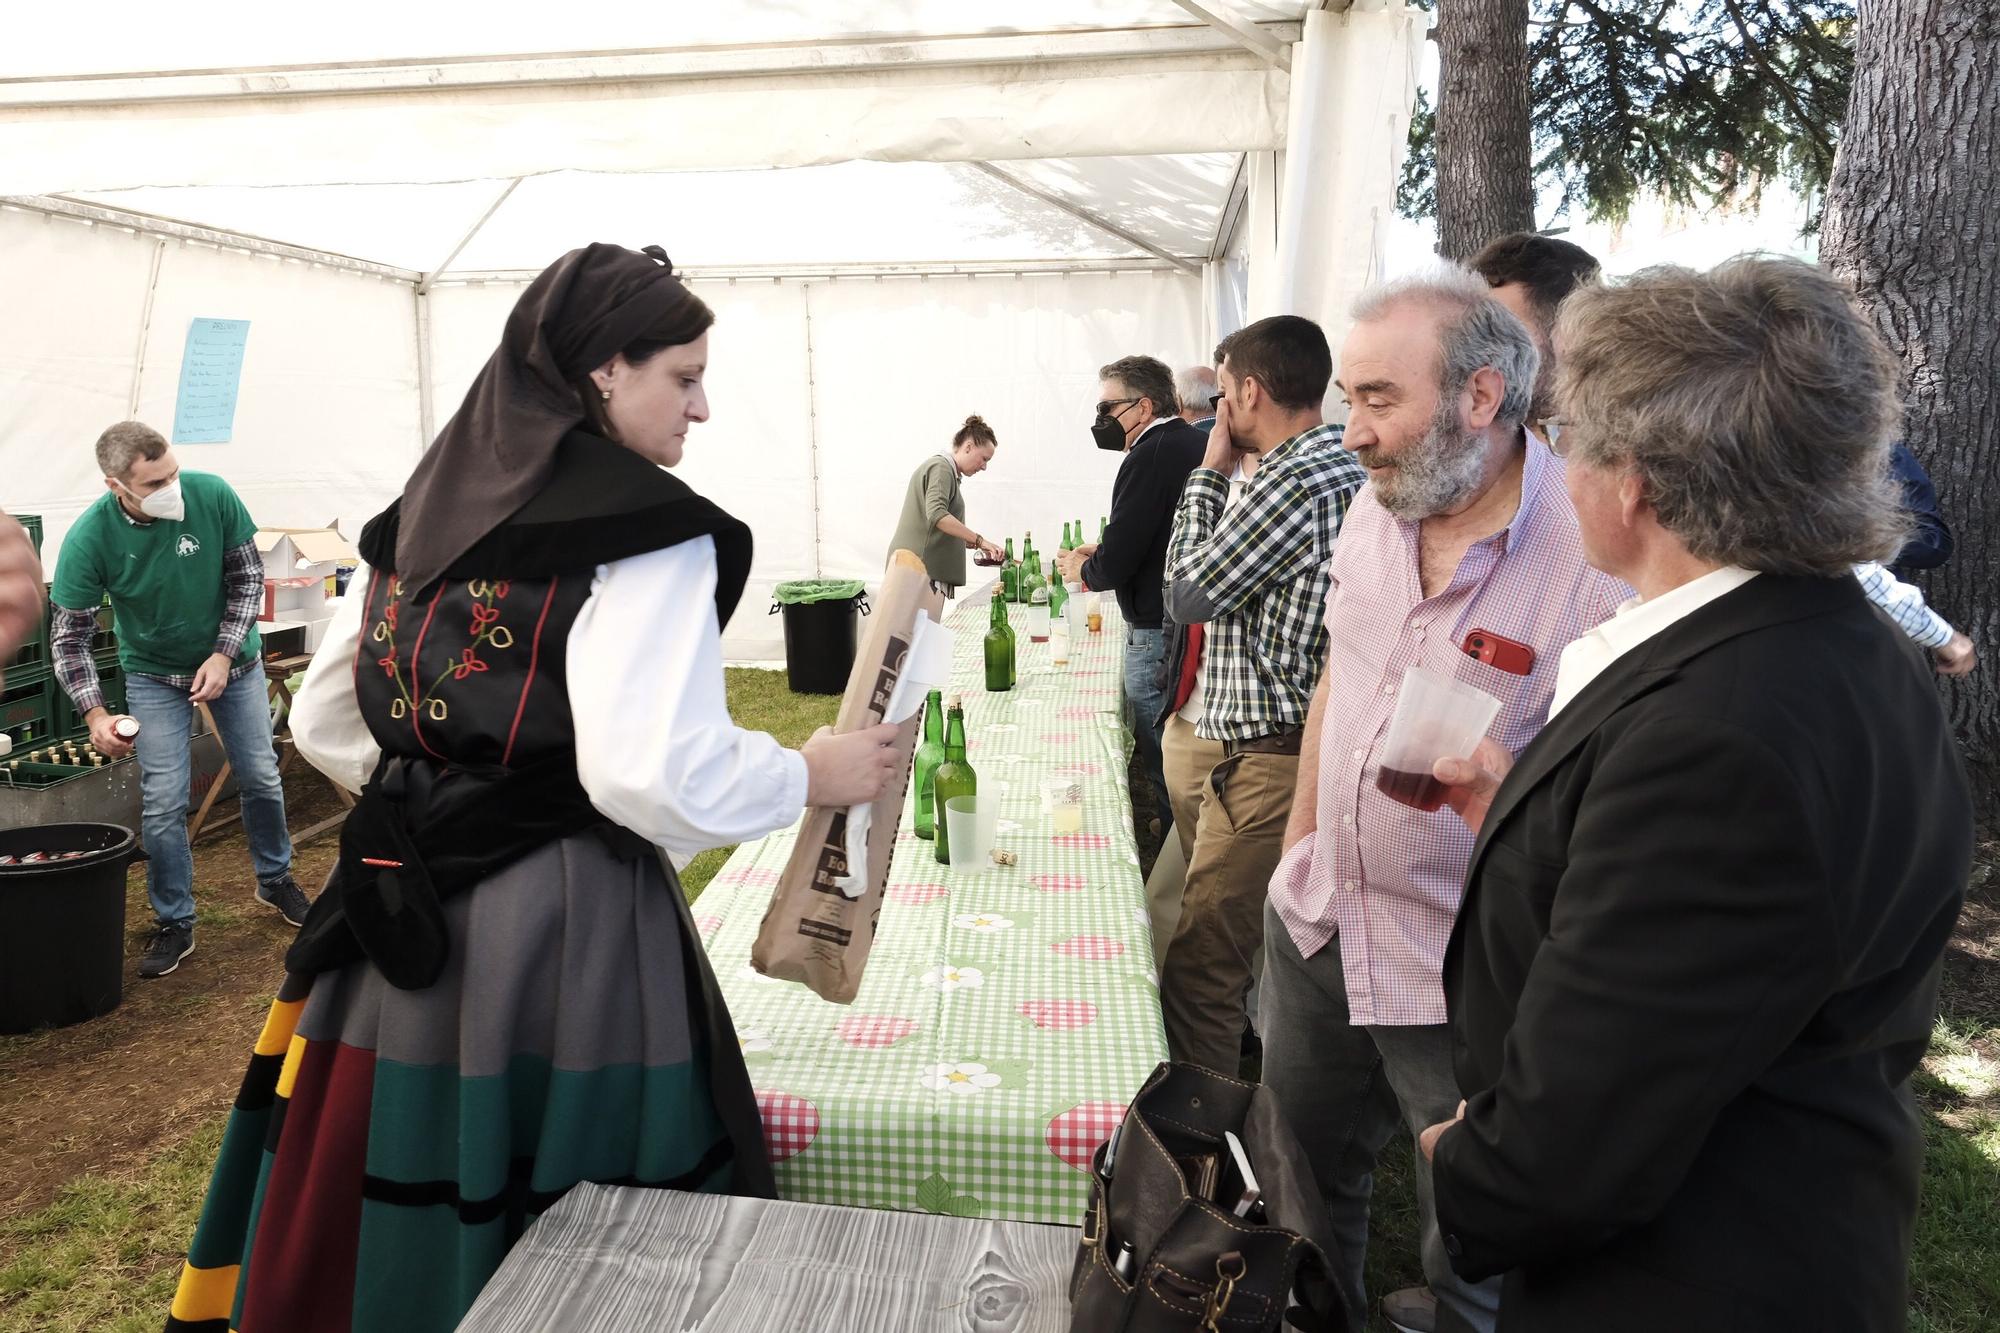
[164,834,737,1333]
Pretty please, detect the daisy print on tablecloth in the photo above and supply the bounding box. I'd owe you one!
[921,963,986,992]
[738,1027,774,1055]
[922,1062,1002,1095]
[952,912,1014,934]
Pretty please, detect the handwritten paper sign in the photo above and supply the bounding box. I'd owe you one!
[172,318,251,444]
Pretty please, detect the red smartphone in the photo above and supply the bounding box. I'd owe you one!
[1462,628,1536,676]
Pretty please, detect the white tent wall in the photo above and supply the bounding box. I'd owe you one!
[1,206,420,571]
[425,268,1203,663]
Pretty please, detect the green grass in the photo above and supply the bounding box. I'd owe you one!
[0,1122,221,1333]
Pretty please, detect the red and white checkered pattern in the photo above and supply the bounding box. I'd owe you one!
[719,867,779,888]
[756,1089,820,1162]
[1019,1000,1099,1031]
[838,1015,920,1049]
[1045,1101,1127,1171]
[1033,874,1086,894]
[1274,439,1627,1025]
[1038,732,1080,747]
[694,915,723,938]
[885,882,947,906]
[1051,935,1126,961]
[1055,762,1104,778]
[1052,833,1111,852]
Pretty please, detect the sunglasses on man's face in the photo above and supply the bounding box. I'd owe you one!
[1095,397,1140,417]
[1207,393,1225,410]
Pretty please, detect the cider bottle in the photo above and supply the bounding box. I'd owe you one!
[1000,537,1018,601]
[931,699,977,865]
[983,594,1017,692]
[911,690,946,840]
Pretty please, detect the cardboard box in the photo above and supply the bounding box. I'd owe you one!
[255,526,355,591]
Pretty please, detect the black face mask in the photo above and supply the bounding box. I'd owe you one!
[1091,413,1128,452]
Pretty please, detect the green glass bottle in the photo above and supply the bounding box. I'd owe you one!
[931,698,977,865]
[984,593,1017,692]
[1048,560,1069,619]
[1099,515,1108,544]
[1000,537,1018,602]
[1060,521,1074,552]
[910,689,946,839]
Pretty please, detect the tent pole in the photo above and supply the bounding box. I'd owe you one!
[802,284,824,578]
[1169,0,1293,69]
[414,286,436,452]
[419,178,522,294]
[127,237,166,417]
[967,164,1201,274]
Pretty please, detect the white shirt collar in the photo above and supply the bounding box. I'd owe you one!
[1133,416,1172,447]
[1547,565,1759,718]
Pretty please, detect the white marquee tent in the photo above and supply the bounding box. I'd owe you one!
[2,0,1422,659]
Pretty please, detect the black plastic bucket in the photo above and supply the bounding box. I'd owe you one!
[774,597,867,695]
[0,823,136,1034]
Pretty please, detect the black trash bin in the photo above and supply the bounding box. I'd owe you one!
[0,823,136,1034]
[771,580,869,695]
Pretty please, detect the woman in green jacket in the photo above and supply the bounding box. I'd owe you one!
[886,415,1003,593]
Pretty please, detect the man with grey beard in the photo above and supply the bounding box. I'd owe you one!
[1261,271,1626,1333]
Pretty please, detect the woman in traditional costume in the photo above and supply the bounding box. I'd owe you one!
[164,243,899,1333]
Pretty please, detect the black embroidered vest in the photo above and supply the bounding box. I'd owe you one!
[288,430,752,983]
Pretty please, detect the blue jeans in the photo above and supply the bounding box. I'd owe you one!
[128,669,293,929]
[1123,626,1171,830]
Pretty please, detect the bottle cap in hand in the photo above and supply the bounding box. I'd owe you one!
[114,716,140,739]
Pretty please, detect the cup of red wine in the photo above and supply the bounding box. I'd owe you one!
[1373,667,1502,812]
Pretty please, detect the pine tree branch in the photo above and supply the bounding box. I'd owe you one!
[1718,0,1838,171]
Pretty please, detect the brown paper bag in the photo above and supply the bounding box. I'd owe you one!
[751,551,945,1003]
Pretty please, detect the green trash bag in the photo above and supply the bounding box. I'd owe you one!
[771,579,867,606]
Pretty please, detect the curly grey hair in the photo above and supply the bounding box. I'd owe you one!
[1350,268,1539,428]
[1553,257,1909,575]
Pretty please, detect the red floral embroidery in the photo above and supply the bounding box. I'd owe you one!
[376,654,399,678]
[493,581,511,599]
[451,646,489,680]
[384,601,399,630]
[469,601,501,633]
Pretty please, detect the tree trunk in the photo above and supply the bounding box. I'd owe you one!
[1432,0,1536,259]
[1821,0,2000,828]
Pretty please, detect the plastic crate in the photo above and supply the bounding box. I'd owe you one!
[3,619,48,681]
[55,668,124,742]
[0,677,57,748]
[6,513,41,558]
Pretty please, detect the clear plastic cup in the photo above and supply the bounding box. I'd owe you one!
[1050,623,1072,666]
[1373,667,1503,812]
[945,795,1000,871]
[1039,776,1084,833]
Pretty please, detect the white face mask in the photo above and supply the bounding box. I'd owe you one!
[122,476,185,523]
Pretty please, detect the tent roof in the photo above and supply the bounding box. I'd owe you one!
[59,155,1245,278]
[0,2,1318,276]
[3,2,1312,78]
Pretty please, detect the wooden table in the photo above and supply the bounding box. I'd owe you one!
[188,653,354,846]
[458,1182,1077,1333]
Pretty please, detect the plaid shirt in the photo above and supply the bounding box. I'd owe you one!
[52,537,263,713]
[1852,560,1953,649]
[1164,423,1366,742]
[1273,436,1628,1025]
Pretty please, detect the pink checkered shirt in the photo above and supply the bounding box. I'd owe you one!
[1272,435,1628,1025]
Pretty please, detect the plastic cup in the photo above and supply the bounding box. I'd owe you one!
[1373,667,1503,812]
[1039,776,1084,834]
[945,796,999,871]
[1050,624,1072,666]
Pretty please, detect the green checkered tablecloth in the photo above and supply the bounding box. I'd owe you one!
[697,584,1167,1226]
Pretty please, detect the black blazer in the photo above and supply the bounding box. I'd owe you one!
[1080,418,1207,629]
[1433,573,1972,1333]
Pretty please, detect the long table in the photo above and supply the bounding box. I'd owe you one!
[696,584,1167,1226]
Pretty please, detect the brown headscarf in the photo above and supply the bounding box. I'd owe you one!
[394,243,693,593]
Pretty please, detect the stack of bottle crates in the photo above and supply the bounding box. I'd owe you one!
[1,514,123,780]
